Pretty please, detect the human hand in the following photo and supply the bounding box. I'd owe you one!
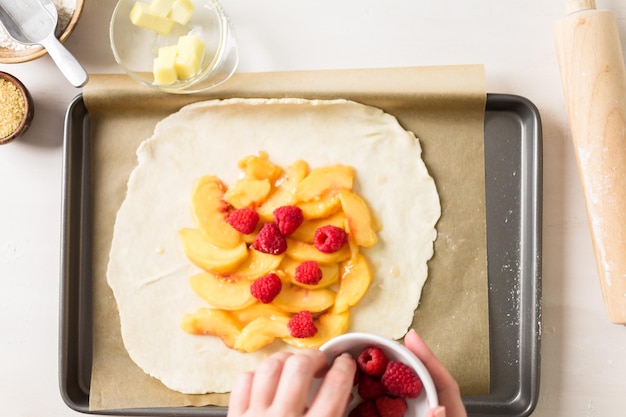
[227,348,356,417]
[404,329,467,417]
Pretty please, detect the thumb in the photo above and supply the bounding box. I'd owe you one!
[427,405,446,417]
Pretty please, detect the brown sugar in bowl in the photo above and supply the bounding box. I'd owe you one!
[0,0,85,64]
[0,71,34,145]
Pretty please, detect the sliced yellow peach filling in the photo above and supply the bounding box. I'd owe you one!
[179,151,379,352]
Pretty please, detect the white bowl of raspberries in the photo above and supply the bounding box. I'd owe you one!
[319,332,439,417]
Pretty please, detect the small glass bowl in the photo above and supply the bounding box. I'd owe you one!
[318,333,439,417]
[0,71,34,145]
[110,0,238,94]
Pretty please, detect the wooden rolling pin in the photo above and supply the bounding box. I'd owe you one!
[555,0,626,324]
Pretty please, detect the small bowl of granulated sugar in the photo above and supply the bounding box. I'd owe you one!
[0,0,84,64]
[0,72,34,145]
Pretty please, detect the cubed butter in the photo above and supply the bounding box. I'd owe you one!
[174,35,205,79]
[130,2,174,35]
[158,44,179,60]
[149,0,176,17]
[177,34,206,60]
[153,45,178,84]
[168,0,195,25]
[175,51,201,80]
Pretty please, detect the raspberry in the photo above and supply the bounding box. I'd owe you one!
[375,396,408,417]
[252,222,287,255]
[250,273,282,303]
[287,311,317,338]
[226,208,259,234]
[273,205,304,235]
[357,346,389,377]
[381,361,423,398]
[357,373,386,400]
[349,400,380,417]
[313,225,348,253]
[294,260,323,285]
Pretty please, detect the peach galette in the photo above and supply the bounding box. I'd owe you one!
[106,98,440,394]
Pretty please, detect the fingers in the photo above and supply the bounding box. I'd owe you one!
[405,330,466,417]
[272,349,330,412]
[248,351,292,409]
[228,349,352,417]
[426,405,447,417]
[227,371,253,417]
[306,353,356,417]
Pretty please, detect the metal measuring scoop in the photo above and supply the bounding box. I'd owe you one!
[0,0,88,87]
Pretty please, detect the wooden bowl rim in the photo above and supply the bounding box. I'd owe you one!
[0,0,85,64]
[0,71,34,144]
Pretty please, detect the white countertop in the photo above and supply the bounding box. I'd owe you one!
[1,0,626,416]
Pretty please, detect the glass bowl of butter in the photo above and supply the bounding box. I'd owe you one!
[110,0,238,93]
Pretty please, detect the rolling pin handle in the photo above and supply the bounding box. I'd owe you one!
[566,0,596,14]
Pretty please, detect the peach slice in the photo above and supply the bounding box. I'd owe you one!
[230,303,290,324]
[181,308,242,348]
[179,228,248,274]
[191,175,242,249]
[296,193,342,220]
[290,212,346,243]
[295,165,355,202]
[279,257,340,289]
[229,248,285,280]
[338,189,378,248]
[272,284,335,313]
[286,238,351,264]
[257,160,309,221]
[233,316,290,352]
[282,310,350,349]
[238,153,283,183]
[189,272,256,310]
[333,253,373,313]
[224,178,272,209]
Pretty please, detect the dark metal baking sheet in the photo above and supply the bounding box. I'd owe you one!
[60,93,542,417]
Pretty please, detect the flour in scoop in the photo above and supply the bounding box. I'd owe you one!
[0,0,76,51]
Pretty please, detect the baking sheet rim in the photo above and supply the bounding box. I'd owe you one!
[59,93,542,417]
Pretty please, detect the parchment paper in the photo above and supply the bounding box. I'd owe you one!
[84,65,489,411]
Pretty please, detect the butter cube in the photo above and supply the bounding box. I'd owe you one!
[149,0,176,17]
[158,44,179,60]
[174,35,205,80]
[130,2,174,35]
[153,45,178,84]
[168,0,195,25]
[174,52,200,80]
[177,34,205,58]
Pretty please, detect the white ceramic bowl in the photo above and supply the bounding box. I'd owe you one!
[109,0,238,93]
[319,332,439,417]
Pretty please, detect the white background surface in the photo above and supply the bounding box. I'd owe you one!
[2,0,626,416]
